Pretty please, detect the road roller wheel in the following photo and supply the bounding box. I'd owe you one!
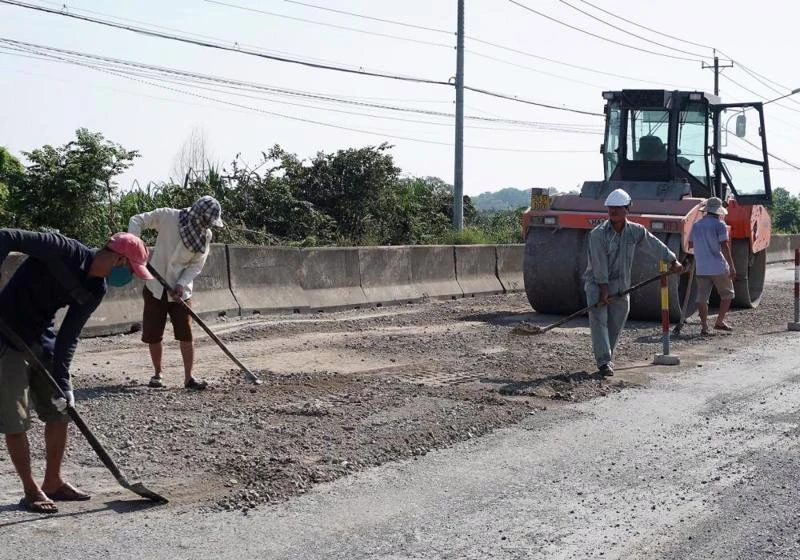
[523,228,588,315]
[731,239,766,309]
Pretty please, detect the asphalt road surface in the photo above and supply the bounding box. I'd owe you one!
[2,266,800,559]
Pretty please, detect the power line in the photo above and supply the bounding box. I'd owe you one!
[463,86,603,116]
[466,49,607,89]
[30,0,377,72]
[466,35,700,90]
[735,62,800,108]
[720,74,800,115]
[207,0,694,93]
[282,0,453,35]
[716,48,800,108]
[734,136,800,171]
[234,0,705,91]
[0,37,603,131]
[102,73,596,153]
[717,49,795,93]
[506,0,701,62]
[0,41,601,149]
[0,0,601,116]
[556,0,708,58]
[573,0,713,50]
[202,0,454,49]
[0,0,451,86]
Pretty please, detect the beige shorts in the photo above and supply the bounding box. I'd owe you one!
[696,273,735,303]
[0,342,67,434]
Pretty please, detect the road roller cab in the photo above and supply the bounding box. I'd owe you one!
[522,89,772,321]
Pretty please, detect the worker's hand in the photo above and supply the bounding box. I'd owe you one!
[599,285,610,306]
[669,261,684,275]
[51,390,75,412]
[170,284,185,300]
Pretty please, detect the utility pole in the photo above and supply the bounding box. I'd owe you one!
[702,49,733,97]
[453,0,465,230]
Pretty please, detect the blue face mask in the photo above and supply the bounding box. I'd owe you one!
[107,265,134,287]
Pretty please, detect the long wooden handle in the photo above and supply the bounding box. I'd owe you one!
[145,264,262,384]
[539,272,667,334]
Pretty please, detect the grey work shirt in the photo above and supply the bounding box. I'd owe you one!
[689,216,729,276]
[584,220,677,304]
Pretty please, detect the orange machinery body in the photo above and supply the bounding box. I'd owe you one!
[522,192,771,255]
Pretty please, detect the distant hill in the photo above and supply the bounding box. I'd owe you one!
[471,188,530,211]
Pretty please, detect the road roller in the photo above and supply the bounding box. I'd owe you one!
[522,89,773,321]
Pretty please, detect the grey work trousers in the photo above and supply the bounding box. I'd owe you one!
[587,295,630,369]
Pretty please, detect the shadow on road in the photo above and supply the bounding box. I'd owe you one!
[480,370,603,396]
[0,498,158,529]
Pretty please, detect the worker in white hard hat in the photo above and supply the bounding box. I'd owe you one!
[584,188,683,376]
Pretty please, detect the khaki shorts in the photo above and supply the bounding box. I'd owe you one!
[141,287,193,344]
[696,273,735,303]
[0,342,67,434]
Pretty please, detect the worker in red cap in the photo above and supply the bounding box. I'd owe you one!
[0,229,151,514]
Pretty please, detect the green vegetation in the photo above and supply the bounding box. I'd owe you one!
[0,130,524,247]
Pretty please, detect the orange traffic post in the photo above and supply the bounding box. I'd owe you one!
[789,248,800,331]
[654,260,680,366]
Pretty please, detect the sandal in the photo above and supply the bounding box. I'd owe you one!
[184,377,208,390]
[19,496,58,514]
[148,376,165,388]
[714,323,733,331]
[700,328,710,335]
[44,482,91,502]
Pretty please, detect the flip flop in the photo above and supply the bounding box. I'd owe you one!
[184,378,208,390]
[44,483,91,502]
[714,323,733,331]
[149,376,165,388]
[700,328,710,335]
[19,496,58,514]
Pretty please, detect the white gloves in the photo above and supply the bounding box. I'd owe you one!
[51,390,75,412]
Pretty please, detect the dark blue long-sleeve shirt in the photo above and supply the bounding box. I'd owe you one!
[0,229,107,391]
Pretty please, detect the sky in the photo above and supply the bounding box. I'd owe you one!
[1,0,798,197]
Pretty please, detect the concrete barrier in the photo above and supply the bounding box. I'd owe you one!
[301,247,367,311]
[82,279,146,336]
[766,235,793,264]
[358,246,422,306]
[83,244,239,336]
[408,245,462,300]
[0,253,143,336]
[455,245,504,297]
[228,245,307,314]
[496,244,524,292]
[191,244,241,318]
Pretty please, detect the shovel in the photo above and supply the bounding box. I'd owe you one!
[146,264,262,385]
[0,318,168,504]
[512,271,670,336]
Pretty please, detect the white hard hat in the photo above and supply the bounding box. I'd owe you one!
[604,188,631,207]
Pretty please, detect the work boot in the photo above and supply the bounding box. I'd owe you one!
[598,364,614,377]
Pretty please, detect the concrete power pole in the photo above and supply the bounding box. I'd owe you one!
[453,0,465,230]
[702,50,733,97]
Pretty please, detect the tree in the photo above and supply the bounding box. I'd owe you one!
[770,187,800,233]
[7,128,139,245]
[0,147,24,222]
[171,127,217,186]
[278,143,402,244]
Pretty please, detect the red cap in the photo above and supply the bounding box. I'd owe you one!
[106,232,153,280]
